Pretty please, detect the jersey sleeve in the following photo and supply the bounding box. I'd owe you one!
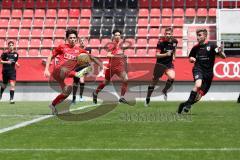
[189,46,197,58]
[1,53,7,61]
[211,43,219,55]
[52,44,64,58]
[156,41,164,53]
[14,53,19,62]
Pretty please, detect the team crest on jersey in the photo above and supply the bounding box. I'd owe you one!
[173,43,176,47]
[195,75,199,79]
[206,46,210,51]
[14,54,17,57]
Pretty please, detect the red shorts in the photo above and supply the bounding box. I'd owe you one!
[105,65,126,81]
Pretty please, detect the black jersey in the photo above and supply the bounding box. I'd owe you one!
[85,47,91,54]
[156,37,178,64]
[1,51,19,73]
[189,41,219,72]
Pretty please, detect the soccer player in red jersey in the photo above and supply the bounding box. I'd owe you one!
[44,28,103,114]
[93,29,128,104]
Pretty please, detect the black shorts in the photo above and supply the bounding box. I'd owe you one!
[73,65,89,83]
[193,68,213,95]
[2,71,16,84]
[153,63,174,80]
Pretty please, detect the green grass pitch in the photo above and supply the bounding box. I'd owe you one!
[0,101,240,160]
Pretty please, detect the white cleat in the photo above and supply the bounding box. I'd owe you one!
[10,99,15,104]
[49,104,58,115]
[79,97,85,102]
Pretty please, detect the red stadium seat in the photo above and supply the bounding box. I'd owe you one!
[81,9,91,17]
[175,49,182,56]
[150,18,160,27]
[28,49,40,57]
[197,8,207,17]
[54,39,65,47]
[17,49,28,57]
[48,0,58,8]
[58,9,68,18]
[124,49,135,56]
[162,0,172,8]
[18,39,29,48]
[136,39,147,48]
[0,19,9,28]
[25,0,35,8]
[43,28,54,38]
[138,9,149,18]
[100,49,107,56]
[69,9,80,17]
[44,18,55,27]
[10,19,21,28]
[71,0,81,8]
[0,38,6,48]
[68,18,79,27]
[208,8,216,17]
[90,49,99,56]
[136,49,147,56]
[150,8,161,17]
[137,28,148,37]
[162,18,172,27]
[162,8,172,17]
[42,39,53,48]
[139,0,148,8]
[138,18,148,27]
[78,28,89,37]
[173,8,184,17]
[185,0,196,7]
[89,38,100,47]
[125,38,135,47]
[173,17,184,27]
[35,9,45,18]
[148,48,156,56]
[41,49,51,57]
[185,8,196,17]
[55,28,65,38]
[33,18,44,28]
[209,0,217,7]
[31,29,42,37]
[23,9,34,18]
[14,0,24,8]
[21,18,32,28]
[19,29,30,37]
[0,9,10,18]
[149,27,160,37]
[56,18,67,28]
[7,29,18,38]
[174,0,184,7]
[12,9,22,18]
[30,39,41,48]
[176,38,182,47]
[82,0,92,8]
[148,38,159,47]
[173,28,183,37]
[101,38,111,48]
[79,18,90,27]
[36,0,47,8]
[2,0,12,8]
[59,0,69,8]
[46,9,57,18]
[151,0,160,8]
[0,29,7,38]
[197,0,207,7]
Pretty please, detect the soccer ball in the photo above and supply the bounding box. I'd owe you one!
[76,53,91,66]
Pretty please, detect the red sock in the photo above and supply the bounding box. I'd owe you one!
[121,82,128,96]
[52,94,68,106]
[96,82,106,94]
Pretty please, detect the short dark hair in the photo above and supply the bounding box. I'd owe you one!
[8,41,14,46]
[66,28,78,38]
[165,27,173,33]
[112,29,122,35]
[196,28,208,36]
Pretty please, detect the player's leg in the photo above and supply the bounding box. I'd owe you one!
[162,68,175,100]
[72,77,79,104]
[79,77,85,101]
[9,80,16,104]
[117,71,129,104]
[0,73,8,100]
[238,93,240,103]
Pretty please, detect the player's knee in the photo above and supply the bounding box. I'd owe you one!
[63,85,72,95]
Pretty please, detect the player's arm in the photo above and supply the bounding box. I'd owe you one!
[155,42,171,58]
[0,53,11,64]
[216,47,226,59]
[188,47,196,63]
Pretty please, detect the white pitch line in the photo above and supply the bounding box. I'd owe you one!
[0,103,99,134]
[0,148,240,152]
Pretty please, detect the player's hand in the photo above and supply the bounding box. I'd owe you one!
[44,69,51,78]
[6,60,12,64]
[16,63,20,68]
[166,51,172,56]
[189,57,196,63]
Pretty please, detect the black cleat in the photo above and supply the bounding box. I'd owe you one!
[93,92,97,104]
[119,98,129,104]
[237,95,240,103]
[144,97,150,107]
[177,102,186,114]
[183,104,191,113]
[162,90,168,101]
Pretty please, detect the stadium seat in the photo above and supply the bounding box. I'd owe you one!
[151,0,161,8]
[125,38,135,47]
[173,28,183,37]
[69,9,80,17]
[17,49,28,57]
[80,18,90,27]
[115,9,125,16]
[42,39,53,48]
[208,8,216,17]
[136,49,147,56]
[126,9,138,16]
[136,39,147,48]
[35,9,45,18]
[28,49,40,57]
[100,48,107,56]
[162,8,173,17]
[0,19,9,28]
[116,0,126,9]
[21,18,32,28]
[31,29,42,37]
[102,17,113,26]
[41,49,51,57]
[176,38,182,47]
[114,16,125,26]
[46,9,57,18]
[92,9,103,17]
[101,38,111,48]
[2,0,12,8]
[91,17,102,26]
[150,18,160,27]
[30,39,41,48]
[43,28,54,38]
[0,9,10,18]
[209,0,217,7]
[78,28,89,37]
[174,0,184,7]
[58,9,68,18]
[125,17,137,26]
[9,19,21,28]
[128,0,138,8]
[125,27,136,37]
[150,8,161,17]
[44,18,55,27]
[124,49,135,56]
[173,8,184,17]
[137,28,148,37]
[59,0,69,8]
[162,0,172,8]
[148,48,156,56]
[57,18,67,28]
[138,9,149,18]
[90,49,99,56]
[197,8,207,17]
[18,39,29,48]
[48,0,58,8]
[173,17,184,27]
[175,49,182,56]
[55,28,65,38]
[71,0,81,8]
[12,9,22,18]
[68,18,79,27]
[162,18,172,27]
[89,38,100,47]
[7,29,18,38]
[19,29,30,37]
[90,27,100,37]
[139,0,149,8]
[23,9,34,18]
[14,0,24,8]
[101,26,112,37]
[105,0,114,9]
[185,0,196,7]
[54,39,65,47]
[82,0,92,8]
[33,18,44,28]
[0,38,6,47]
[25,0,35,8]
[81,9,91,17]
[197,0,207,7]
[185,8,196,17]
[138,18,148,27]
[93,0,104,9]
[36,0,47,8]
[104,9,114,17]
[148,38,159,47]
[149,27,160,38]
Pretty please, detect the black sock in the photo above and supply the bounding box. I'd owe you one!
[10,90,14,100]
[72,83,78,101]
[146,86,155,99]
[162,79,174,93]
[0,87,5,96]
[79,83,85,98]
[186,91,197,105]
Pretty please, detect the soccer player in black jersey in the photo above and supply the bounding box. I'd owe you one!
[178,28,226,114]
[0,41,20,104]
[145,27,178,106]
[237,94,240,103]
[72,37,92,104]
